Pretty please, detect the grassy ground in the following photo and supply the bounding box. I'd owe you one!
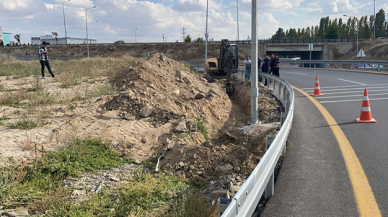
[0,137,216,217]
[0,56,218,217]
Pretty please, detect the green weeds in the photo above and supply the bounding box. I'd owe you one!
[195,117,209,140]
[1,138,134,209]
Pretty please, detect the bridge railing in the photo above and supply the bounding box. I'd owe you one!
[218,73,294,217]
[3,38,359,47]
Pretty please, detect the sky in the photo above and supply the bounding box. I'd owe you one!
[0,0,387,43]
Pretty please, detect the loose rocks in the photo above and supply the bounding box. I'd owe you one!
[139,106,153,118]
[195,93,205,99]
[174,120,187,133]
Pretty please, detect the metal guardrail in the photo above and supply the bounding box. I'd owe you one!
[281,60,388,65]
[219,73,294,217]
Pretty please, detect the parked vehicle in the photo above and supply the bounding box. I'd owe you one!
[350,64,371,69]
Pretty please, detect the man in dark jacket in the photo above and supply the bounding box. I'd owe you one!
[270,54,275,75]
[38,42,55,79]
[273,53,281,77]
[261,55,270,85]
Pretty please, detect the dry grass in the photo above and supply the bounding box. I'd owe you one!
[15,132,35,151]
[0,56,136,80]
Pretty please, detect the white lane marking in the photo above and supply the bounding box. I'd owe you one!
[318,92,388,99]
[302,83,388,90]
[305,85,388,93]
[284,72,307,75]
[338,79,366,85]
[319,97,388,104]
[313,89,388,95]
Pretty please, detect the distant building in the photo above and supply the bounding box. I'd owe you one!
[0,26,11,46]
[31,35,97,45]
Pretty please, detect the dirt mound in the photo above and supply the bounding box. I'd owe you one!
[100,54,281,184]
[103,54,232,126]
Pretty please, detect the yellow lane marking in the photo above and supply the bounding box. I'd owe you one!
[293,86,382,217]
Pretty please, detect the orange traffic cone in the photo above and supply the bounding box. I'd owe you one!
[311,76,324,96]
[356,88,376,123]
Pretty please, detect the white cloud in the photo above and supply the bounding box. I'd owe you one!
[104,24,117,35]
[0,0,378,44]
[44,3,54,10]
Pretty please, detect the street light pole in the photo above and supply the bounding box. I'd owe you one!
[60,0,70,44]
[135,28,138,43]
[250,0,259,124]
[85,6,96,58]
[237,0,239,43]
[374,0,376,39]
[344,15,359,60]
[205,0,209,64]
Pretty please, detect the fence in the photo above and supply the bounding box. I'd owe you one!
[218,72,294,217]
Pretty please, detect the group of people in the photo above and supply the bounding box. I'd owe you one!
[242,53,280,82]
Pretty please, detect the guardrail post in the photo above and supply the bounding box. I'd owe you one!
[280,112,286,126]
[282,86,287,106]
[282,140,287,154]
[265,172,275,199]
[217,197,232,217]
[273,78,276,94]
[266,136,275,150]
[278,83,282,99]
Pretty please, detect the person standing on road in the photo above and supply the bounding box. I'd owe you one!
[38,42,55,79]
[273,54,280,77]
[261,55,270,85]
[270,54,275,75]
[243,56,252,81]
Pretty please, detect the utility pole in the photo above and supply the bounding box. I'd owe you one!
[250,0,259,124]
[181,26,187,41]
[135,28,138,43]
[162,34,164,43]
[205,0,209,63]
[237,0,239,43]
[374,0,376,39]
[60,0,70,44]
[85,6,96,58]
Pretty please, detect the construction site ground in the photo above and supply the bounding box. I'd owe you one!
[0,54,280,216]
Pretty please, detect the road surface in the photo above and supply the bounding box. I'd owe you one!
[262,68,388,216]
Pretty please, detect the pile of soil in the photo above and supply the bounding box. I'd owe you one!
[102,54,281,183]
[103,54,232,126]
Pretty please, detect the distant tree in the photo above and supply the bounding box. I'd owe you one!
[324,22,340,39]
[271,27,285,40]
[305,27,311,39]
[287,28,298,39]
[194,37,204,42]
[14,34,21,45]
[375,9,386,37]
[184,34,192,42]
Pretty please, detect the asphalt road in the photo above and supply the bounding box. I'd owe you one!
[261,68,388,216]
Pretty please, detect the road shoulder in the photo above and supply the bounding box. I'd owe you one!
[261,88,358,217]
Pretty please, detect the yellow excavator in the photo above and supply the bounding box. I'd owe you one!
[204,39,238,96]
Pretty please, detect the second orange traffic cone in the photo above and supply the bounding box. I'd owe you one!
[311,76,324,96]
[356,88,376,123]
